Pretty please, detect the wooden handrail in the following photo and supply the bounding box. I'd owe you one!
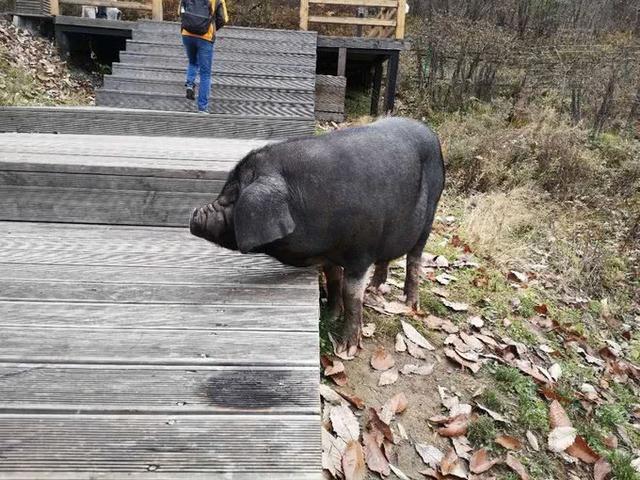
[50,0,162,20]
[300,0,406,39]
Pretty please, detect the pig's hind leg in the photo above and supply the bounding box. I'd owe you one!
[323,264,343,322]
[337,268,370,358]
[369,261,389,290]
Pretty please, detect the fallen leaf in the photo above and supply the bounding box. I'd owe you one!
[534,303,549,315]
[401,320,435,350]
[362,323,376,338]
[603,435,617,449]
[445,348,481,373]
[342,440,366,480]
[322,427,346,477]
[400,363,434,376]
[496,435,522,450]
[397,422,408,440]
[330,404,360,442]
[549,400,572,428]
[475,403,510,423]
[451,435,473,460]
[468,316,484,328]
[631,457,640,472]
[437,414,469,437]
[435,255,450,268]
[380,392,408,424]
[379,368,399,386]
[325,360,345,377]
[566,435,600,463]
[505,453,529,479]
[514,359,550,384]
[548,426,577,452]
[526,430,540,451]
[405,337,427,359]
[415,443,444,468]
[338,390,366,410]
[389,464,411,480]
[438,386,460,411]
[441,299,469,311]
[384,300,413,315]
[319,384,348,406]
[371,346,395,371]
[549,363,562,381]
[440,448,468,478]
[470,448,500,474]
[395,333,407,352]
[424,314,459,333]
[508,270,528,283]
[363,430,390,476]
[368,408,394,442]
[594,457,612,480]
[331,371,348,387]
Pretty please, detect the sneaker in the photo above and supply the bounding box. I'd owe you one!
[197,110,209,114]
[186,86,195,100]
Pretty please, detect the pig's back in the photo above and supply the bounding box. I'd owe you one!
[265,117,445,265]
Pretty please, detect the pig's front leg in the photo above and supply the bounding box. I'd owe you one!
[336,268,369,358]
[323,264,343,322]
[404,249,423,309]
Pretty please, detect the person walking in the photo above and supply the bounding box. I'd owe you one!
[179,0,228,113]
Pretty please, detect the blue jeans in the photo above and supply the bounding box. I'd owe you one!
[182,35,214,112]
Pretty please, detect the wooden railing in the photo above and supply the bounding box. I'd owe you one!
[50,0,162,20]
[300,0,406,39]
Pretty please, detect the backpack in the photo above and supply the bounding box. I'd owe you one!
[181,0,212,36]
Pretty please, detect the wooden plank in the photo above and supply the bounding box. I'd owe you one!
[371,58,383,115]
[0,185,215,227]
[50,0,59,15]
[1,327,318,365]
[395,0,406,38]
[61,0,152,9]
[337,46,347,76]
[317,35,406,50]
[0,301,318,330]
[0,414,322,477]
[151,0,162,20]
[0,278,316,305]
[0,264,317,289]
[309,0,396,5]
[300,0,309,30]
[308,15,396,26]
[384,50,399,112]
[0,364,318,413]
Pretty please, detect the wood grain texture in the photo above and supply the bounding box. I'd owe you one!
[0,414,322,476]
[0,364,319,413]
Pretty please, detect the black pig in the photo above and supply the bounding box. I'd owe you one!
[190,117,445,357]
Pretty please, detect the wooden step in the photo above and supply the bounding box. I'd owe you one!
[111,62,316,82]
[103,76,314,99]
[95,90,315,117]
[118,52,316,76]
[0,133,273,226]
[0,106,315,138]
[132,32,318,53]
[123,42,316,67]
[105,73,315,93]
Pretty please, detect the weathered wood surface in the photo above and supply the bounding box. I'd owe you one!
[0,107,315,138]
[0,130,322,477]
[98,23,318,117]
[0,134,271,226]
[0,221,321,477]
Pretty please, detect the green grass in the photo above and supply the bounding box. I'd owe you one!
[419,289,450,317]
[596,404,628,430]
[608,451,640,480]
[492,365,549,432]
[467,415,497,448]
[478,387,505,411]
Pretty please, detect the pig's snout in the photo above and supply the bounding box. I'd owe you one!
[190,207,207,238]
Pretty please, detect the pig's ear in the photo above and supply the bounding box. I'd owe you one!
[234,176,295,253]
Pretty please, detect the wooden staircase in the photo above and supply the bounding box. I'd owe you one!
[97,22,318,118]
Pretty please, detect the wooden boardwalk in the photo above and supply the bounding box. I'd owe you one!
[0,133,322,478]
[97,22,318,118]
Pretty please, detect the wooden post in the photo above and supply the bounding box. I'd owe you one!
[370,58,383,116]
[300,0,309,30]
[337,47,347,76]
[151,0,162,21]
[395,0,406,39]
[383,50,399,113]
[50,0,59,16]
